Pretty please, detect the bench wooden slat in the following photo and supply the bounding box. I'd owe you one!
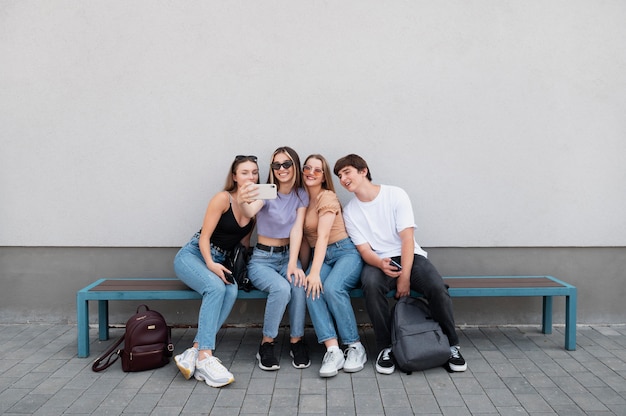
[94,279,193,291]
[445,277,564,288]
[91,276,567,292]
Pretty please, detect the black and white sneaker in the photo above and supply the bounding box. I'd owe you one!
[289,340,311,369]
[375,347,395,375]
[256,342,280,371]
[447,345,467,372]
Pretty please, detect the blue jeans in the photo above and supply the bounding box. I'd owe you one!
[173,235,238,351]
[247,247,306,339]
[306,237,363,345]
[361,254,459,350]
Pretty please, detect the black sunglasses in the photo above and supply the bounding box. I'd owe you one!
[235,155,258,162]
[271,160,294,170]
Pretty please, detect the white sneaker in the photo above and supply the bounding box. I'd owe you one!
[319,348,345,378]
[174,347,198,380]
[343,343,367,373]
[194,356,235,388]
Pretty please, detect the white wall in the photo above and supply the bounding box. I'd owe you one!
[2,1,625,247]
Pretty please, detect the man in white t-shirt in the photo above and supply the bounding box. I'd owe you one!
[333,154,467,374]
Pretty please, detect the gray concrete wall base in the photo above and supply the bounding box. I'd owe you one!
[1,246,623,325]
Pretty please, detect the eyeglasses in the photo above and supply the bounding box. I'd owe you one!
[271,160,294,170]
[303,165,324,176]
[235,155,257,162]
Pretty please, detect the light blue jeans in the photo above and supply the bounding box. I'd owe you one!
[306,237,363,345]
[247,247,306,339]
[173,235,238,351]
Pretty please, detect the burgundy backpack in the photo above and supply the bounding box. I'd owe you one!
[92,304,173,372]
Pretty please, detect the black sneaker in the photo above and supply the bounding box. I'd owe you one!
[289,340,311,369]
[447,345,467,372]
[256,342,280,371]
[376,347,395,375]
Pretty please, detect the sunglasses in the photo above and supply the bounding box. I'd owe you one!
[271,160,294,170]
[235,155,258,162]
[303,165,324,176]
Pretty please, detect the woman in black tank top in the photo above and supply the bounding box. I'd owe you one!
[172,155,259,388]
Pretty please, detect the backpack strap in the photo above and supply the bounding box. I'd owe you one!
[91,334,124,372]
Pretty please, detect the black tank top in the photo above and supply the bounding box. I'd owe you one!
[203,199,254,251]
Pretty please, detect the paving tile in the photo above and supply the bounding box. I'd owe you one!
[353,391,384,415]
[484,388,520,407]
[241,393,271,413]
[298,393,326,413]
[5,393,51,414]
[268,387,299,407]
[124,392,162,413]
[64,393,106,414]
[406,393,439,413]
[0,388,30,413]
[514,393,554,413]
[379,387,411,409]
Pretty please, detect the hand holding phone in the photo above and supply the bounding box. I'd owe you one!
[389,259,402,271]
[242,183,277,202]
[253,184,277,200]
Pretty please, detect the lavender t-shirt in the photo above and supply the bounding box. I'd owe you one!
[256,187,309,239]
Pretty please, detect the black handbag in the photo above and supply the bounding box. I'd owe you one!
[226,243,255,292]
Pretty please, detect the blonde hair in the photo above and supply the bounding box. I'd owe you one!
[267,146,303,192]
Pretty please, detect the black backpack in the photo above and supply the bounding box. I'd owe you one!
[92,304,174,372]
[391,297,450,373]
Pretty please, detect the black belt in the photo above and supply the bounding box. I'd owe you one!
[256,243,289,253]
[193,233,230,255]
[211,243,230,255]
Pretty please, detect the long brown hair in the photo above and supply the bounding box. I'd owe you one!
[224,155,259,192]
[304,154,335,193]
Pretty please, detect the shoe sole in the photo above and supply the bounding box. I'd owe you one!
[448,362,467,372]
[319,368,339,377]
[194,373,234,388]
[174,358,194,380]
[289,351,311,369]
[256,352,280,371]
[375,364,395,375]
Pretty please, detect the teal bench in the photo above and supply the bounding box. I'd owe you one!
[76,275,577,357]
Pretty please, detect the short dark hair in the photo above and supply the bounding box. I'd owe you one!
[333,154,372,181]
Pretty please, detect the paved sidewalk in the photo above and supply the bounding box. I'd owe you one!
[0,323,625,415]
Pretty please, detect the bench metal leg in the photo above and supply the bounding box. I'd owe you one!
[565,291,577,351]
[76,294,89,358]
[98,300,109,341]
[542,296,553,334]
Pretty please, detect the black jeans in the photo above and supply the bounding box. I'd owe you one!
[361,254,459,351]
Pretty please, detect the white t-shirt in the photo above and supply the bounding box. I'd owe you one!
[343,185,428,259]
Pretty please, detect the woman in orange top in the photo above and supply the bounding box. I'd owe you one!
[301,154,366,378]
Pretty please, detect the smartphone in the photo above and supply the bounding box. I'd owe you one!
[255,183,277,200]
[224,272,235,284]
[390,259,402,270]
